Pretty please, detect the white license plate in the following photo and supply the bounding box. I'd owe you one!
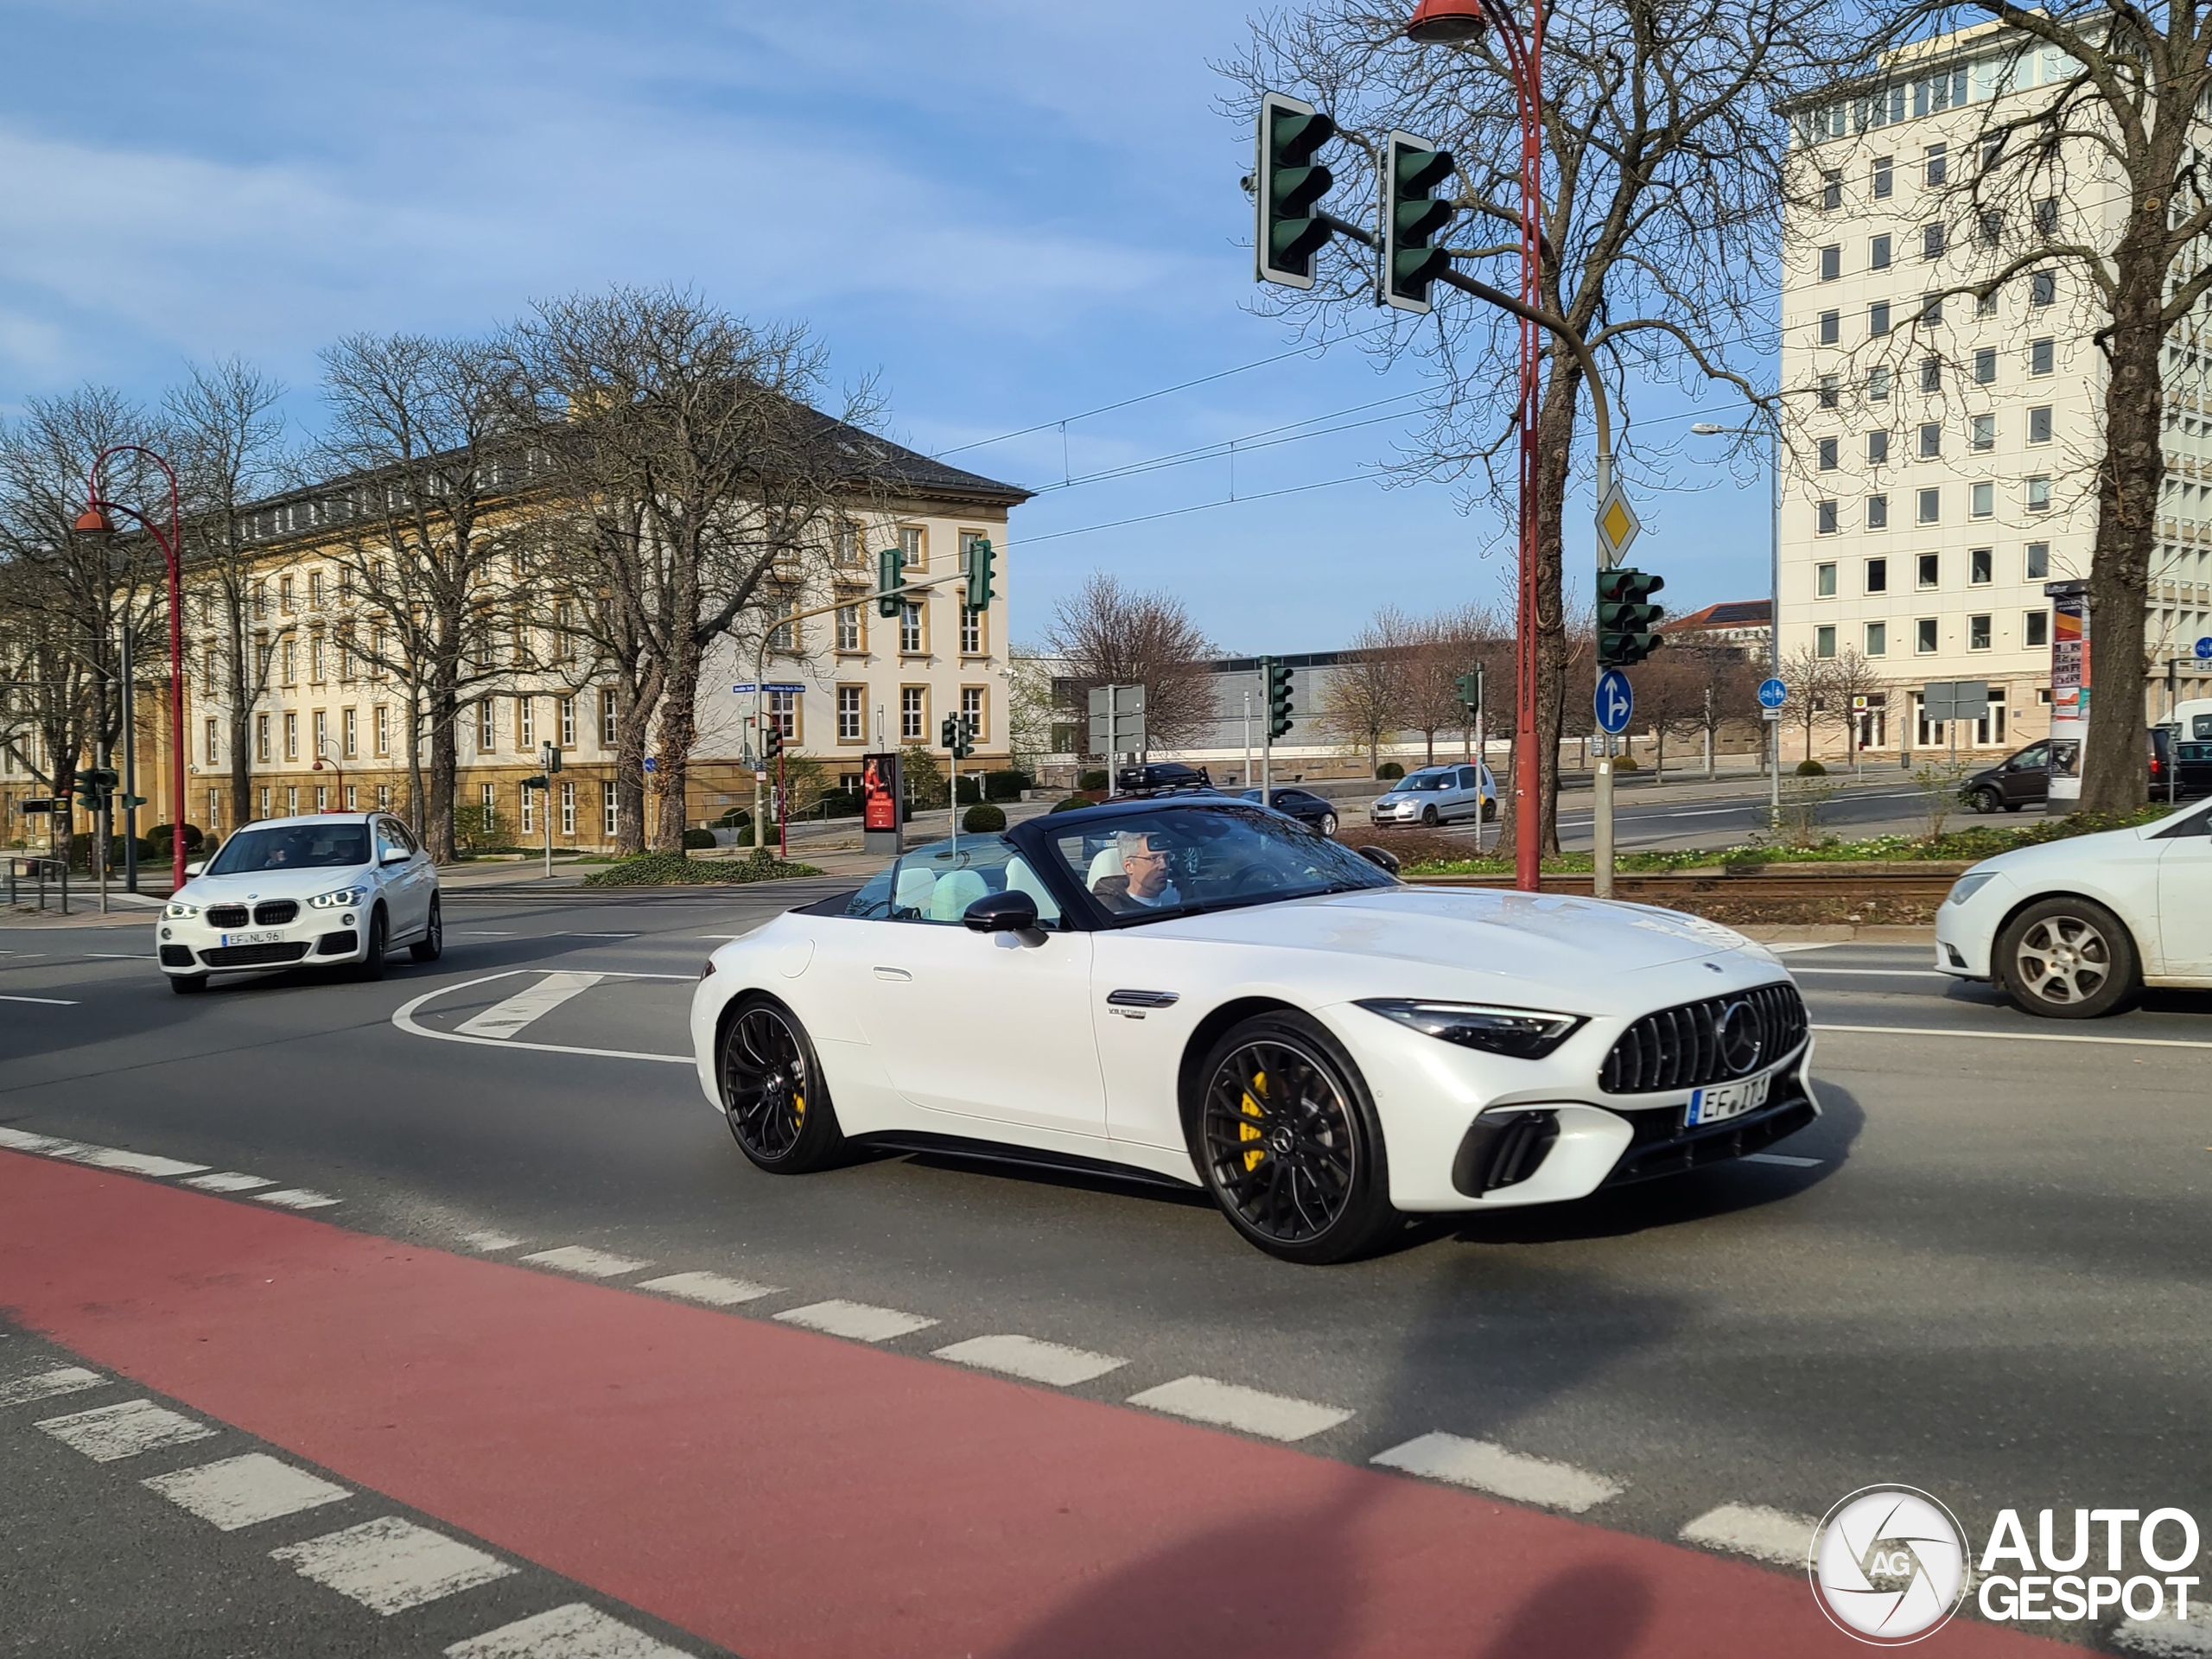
[1687,1072,1771,1126]
[219,930,283,947]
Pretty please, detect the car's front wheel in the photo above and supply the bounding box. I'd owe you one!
[410,898,442,963]
[719,995,845,1173]
[1319,812,1338,838]
[1420,804,1439,826]
[356,906,388,982]
[1997,896,2139,1019]
[1967,786,2001,814]
[1192,1011,1398,1264]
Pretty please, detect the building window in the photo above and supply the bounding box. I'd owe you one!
[1868,301,1891,336]
[1872,155,1892,197]
[960,605,983,656]
[2024,610,2049,647]
[1919,293,1943,327]
[1920,358,1941,394]
[2028,405,2052,444]
[374,705,390,757]
[1870,233,1891,270]
[203,717,218,766]
[207,787,221,830]
[1916,618,1939,653]
[767,601,798,655]
[1976,289,1998,318]
[2030,338,2054,375]
[1816,562,1838,597]
[518,696,534,751]
[1917,552,1940,588]
[480,782,496,823]
[2026,475,2052,512]
[256,714,270,763]
[835,518,864,569]
[767,689,798,743]
[1922,222,1944,260]
[1971,481,1994,518]
[280,639,296,685]
[899,525,925,568]
[520,785,534,836]
[312,709,327,762]
[1970,414,1995,453]
[1821,169,1842,210]
[961,685,986,741]
[279,575,295,613]
[1978,207,2001,247]
[1918,423,1942,459]
[1866,429,1889,465]
[899,602,924,654]
[1817,437,1839,471]
[1917,487,1940,524]
[603,780,618,838]
[1818,374,1839,410]
[283,712,298,761]
[376,785,391,811]
[900,686,926,742]
[1925,143,1947,186]
[1819,244,1841,281]
[309,637,326,683]
[1815,625,1837,658]
[259,785,271,819]
[559,696,575,747]
[836,684,864,742]
[1815,499,1839,535]
[1866,620,1888,656]
[2030,269,2056,307]
[561,779,576,837]
[342,707,358,759]
[1966,547,1992,586]
[480,701,496,752]
[601,688,618,747]
[1967,613,1993,651]
[1867,488,1890,529]
[836,605,862,652]
[1819,310,1840,346]
[2033,195,2058,237]
[344,785,357,812]
[2026,542,2050,580]
[286,785,299,817]
[1866,557,1889,593]
[1868,365,1891,402]
[308,569,323,610]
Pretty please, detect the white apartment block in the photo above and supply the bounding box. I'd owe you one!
[1780,21,2212,760]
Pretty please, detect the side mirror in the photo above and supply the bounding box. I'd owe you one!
[1357,845,1402,875]
[185,861,204,878]
[963,890,1039,933]
[381,849,410,866]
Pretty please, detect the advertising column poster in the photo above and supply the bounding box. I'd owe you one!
[2044,579,2089,812]
[861,751,903,855]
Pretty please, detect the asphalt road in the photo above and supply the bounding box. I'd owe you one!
[6,886,2212,1655]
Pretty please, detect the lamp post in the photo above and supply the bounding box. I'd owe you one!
[1690,419,1783,829]
[312,753,346,811]
[76,448,188,893]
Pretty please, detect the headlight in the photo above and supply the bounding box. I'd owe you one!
[310,886,369,909]
[164,900,199,918]
[1357,998,1587,1059]
[1946,871,1999,906]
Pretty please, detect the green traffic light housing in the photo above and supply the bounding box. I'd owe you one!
[963,536,995,612]
[760,722,784,762]
[1255,92,1338,289]
[1262,656,1294,741]
[1596,567,1666,668]
[877,548,905,619]
[939,714,976,760]
[1382,130,1457,314]
[1455,670,1482,715]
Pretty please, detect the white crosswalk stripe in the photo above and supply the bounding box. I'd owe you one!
[447,1602,694,1658]
[255,1188,340,1210]
[37,1399,219,1462]
[1680,1502,1819,1567]
[187,1172,277,1192]
[1373,1433,1624,1512]
[0,1366,107,1408]
[774,1300,937,1342]
[1126,1376,1351,1442]
[639,1271,777,1306]
[271,1516,516,1615]
[522,1245,654,1279]
[143,1453,351,1531]
[934,1334,1126,1386]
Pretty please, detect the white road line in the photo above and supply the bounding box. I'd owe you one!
[563,932,639,938]
[456,972,605,1039]
[391,969,693,1065]
[143,1452,351,1531]
[0,1128,74,1154]
[255,1188,340,1211]
[271,1516,516,1616]
[0,994,77,1005]
[0,1366,107,1408]
[1765,944,1844,955]
[454,930,516,936]
[461,1230,524,1252]
[37,1399,218,1462]
[521,1245,654,1279]
[1370,1432,1624,1512]
[1815,1022,2212,1052]
[1742,1152,1823,1168]
[84,953,151,960]
[447,1602,692,1658]
[1681,1502,1819,1567]
[1791,967,1948,977]
[775,1300,938,1343]
[187,1172,276,1192]
[1127,1376,1351,1443]
[58,1145,210,1179]
[934,1334,1127,1387]
[2116,1612,2212,1656]
[639,1270,777,1306]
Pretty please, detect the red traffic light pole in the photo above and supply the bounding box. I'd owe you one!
[76,448,188,894]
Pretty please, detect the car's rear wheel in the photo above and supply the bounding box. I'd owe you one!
[410,898,442,963]
[169,974,208,995]
[1193,1012,1397,1264]
[356,906,388,981]
[1997,897,2139,1019]
[1967,786,2001,814]
[719,995,845,1173]
[1319,812,1338,838]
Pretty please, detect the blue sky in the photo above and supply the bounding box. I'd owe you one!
[0,0,1773,652]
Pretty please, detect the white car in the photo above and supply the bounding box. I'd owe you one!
[1370,764,1497,827]
[1934,794,2212,1018]
[158,813,442,994]
[689,797,1817,1262]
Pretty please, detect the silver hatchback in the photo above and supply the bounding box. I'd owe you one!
[1370,764,1496,827]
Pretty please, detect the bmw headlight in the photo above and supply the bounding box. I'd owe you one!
[1357,999,1586,1059]
[164,899,199,918]
[1945,871,2000,907]
[310,886,369,910]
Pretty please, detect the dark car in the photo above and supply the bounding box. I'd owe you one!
[1961,732,2205,812]
[1240,786,1339,838]
[1114,761,1214,797]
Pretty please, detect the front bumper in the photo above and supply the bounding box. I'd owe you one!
[157,913,368,973]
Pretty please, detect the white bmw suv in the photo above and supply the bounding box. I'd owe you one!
[158,813,442,994]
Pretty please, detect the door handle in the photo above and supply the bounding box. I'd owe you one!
[873,966,912,982]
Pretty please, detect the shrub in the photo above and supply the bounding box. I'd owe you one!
[984,769,1031,801]
[145,823,206,856]
[963,803,1007,832]
[1614,755,1640,772]
[1796,759,1828,777]
[901,744,950,810]
[1376,762,1405,780]
[712,806,753,832]
[1077,769,1109,791]
[680,827,716,850]
[1048,795,1093,813]
[816,789,862,818]
[956,775,984,805]
[454,804,502,851]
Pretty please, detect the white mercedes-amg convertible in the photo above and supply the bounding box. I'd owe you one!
[688,797,1818,1262]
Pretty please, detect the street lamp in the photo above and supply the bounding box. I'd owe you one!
[312,753,346,810]
[1690,419,1783,828]
[75,447,188,893]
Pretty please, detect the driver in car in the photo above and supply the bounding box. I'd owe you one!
[1092,830,1182,913]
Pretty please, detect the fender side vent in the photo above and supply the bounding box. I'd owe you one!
[1451,1109,1560,1197]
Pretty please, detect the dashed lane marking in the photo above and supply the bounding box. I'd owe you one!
[1791,967,1948,977]
[187,1172,276,1192]
[392,969,694,1065]
[38,1398,219,1462]
[934,1333,1127,1387]
[1371,1432,1624,1512]
[1815,1022,2212,1052]
[1741,1152,1822,1168]
[271,1515,517,1616]
[60,1145,210,1179]
[0,994,77,1005]
[84,953,153,960]
[1680,1502,1819,1567]
[0,1365,107,1408]
[457,972,605,1039]
[521,1245,655,1280]
[562,932,639,939]
[143,1452,351,1531]
[447,1602,694,1658]
[0,1128,84,1155]
[461,1231,524,1252]
[1126,1376,1351,1443]
[639,1270,777,1306]
[2116,1611,2212,1655]
[254,1188,340,1211]
[774,1300,938,1343]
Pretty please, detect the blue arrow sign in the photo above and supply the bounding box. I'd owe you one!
[1758,676,1788,709]
[2196,637,2212,661]
[1596,669,1633,735]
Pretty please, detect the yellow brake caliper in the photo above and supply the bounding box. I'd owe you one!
[1240,1069,1268,1172]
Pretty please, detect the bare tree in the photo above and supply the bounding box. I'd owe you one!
[1819,648,1889,764]
[1317,607,1412,771]
[1046,572,1218,754]
[1777,639,1836,764]
[1401,602,1498,764]
[1625,651,1713,779]
[1669,645,1766,775]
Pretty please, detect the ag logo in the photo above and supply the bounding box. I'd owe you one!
[1809,1485,1968,1644]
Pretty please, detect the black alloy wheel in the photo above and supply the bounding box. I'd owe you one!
[719,996,844,1173]
[357,907,388,982]
[1194,1012,1396,1264]
[1421,804,1439,826]
[1967,786,2001,814]
[410,897,443,963]
[1997,896,2139,1020]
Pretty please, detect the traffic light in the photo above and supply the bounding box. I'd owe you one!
[1382,130,1457,313]
[1262,657,1294,740]
[542,742,562,775]
[963,536,995,612]
[940,715,975,760]
[760,721,784,764]
[877,547,905,619]
[1597,567,1666,668]
[73,766,117,809]
[1254,92,1338,289]
[519,773,550,791]
[1455,670,1482,718]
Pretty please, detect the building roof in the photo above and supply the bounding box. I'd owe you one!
[1670,600,1772,631]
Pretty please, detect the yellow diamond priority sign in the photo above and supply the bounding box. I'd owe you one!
[1595,484,1641,568]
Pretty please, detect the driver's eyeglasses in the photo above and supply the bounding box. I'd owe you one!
[1124,848,1167,864]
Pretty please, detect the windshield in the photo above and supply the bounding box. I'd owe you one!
[205,823,371,875]
[1401,771,1455,790]
[1041,805,1393,925]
